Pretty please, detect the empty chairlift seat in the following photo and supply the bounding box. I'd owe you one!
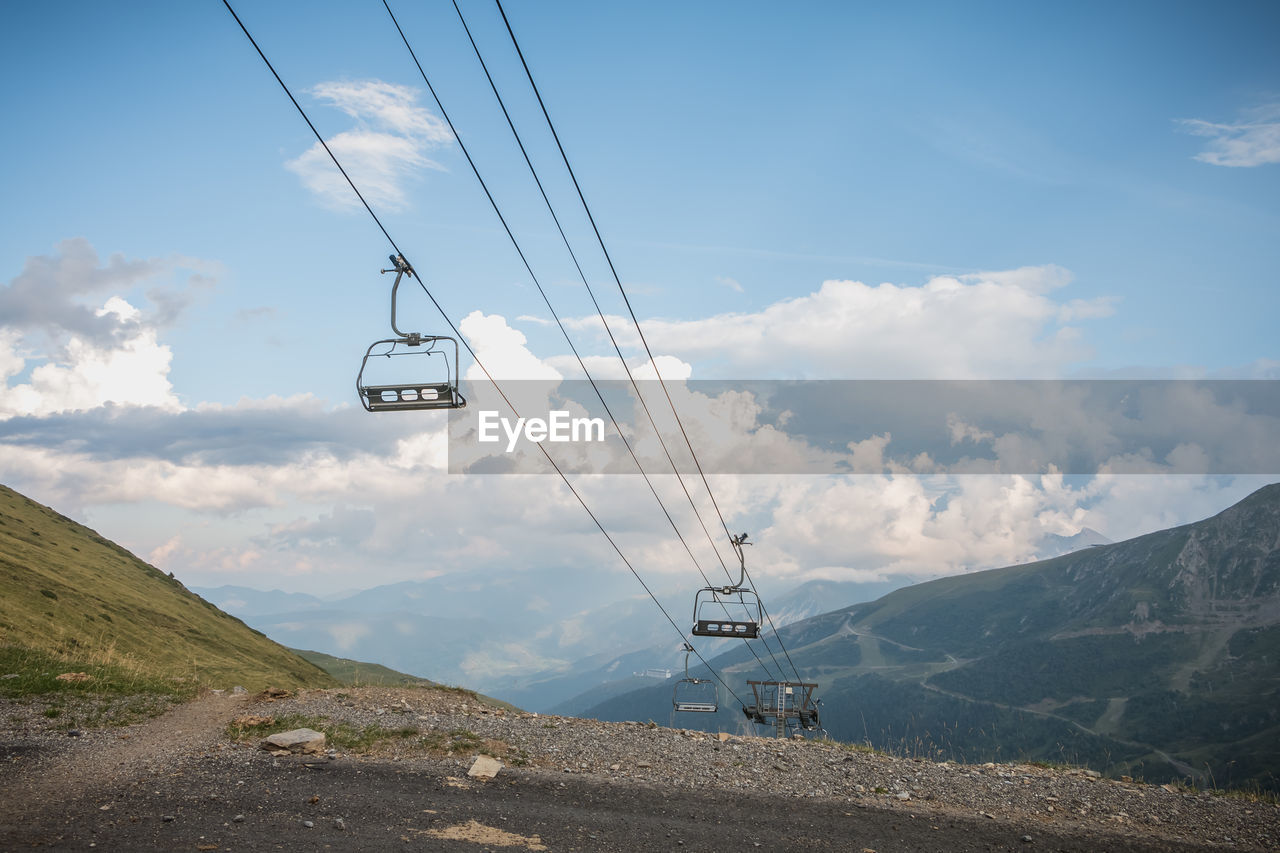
[690,585,762,639]
[356,255,467,413]
[358,338,466,412]
[673,678,718,713]
[672,642,719,713]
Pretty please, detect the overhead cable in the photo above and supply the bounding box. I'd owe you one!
[435,0,788,681]
[220,0,750,707]
[492,0,805,684]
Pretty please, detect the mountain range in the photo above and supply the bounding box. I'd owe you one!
[193,576,903,709]
[193,526,1115,710]
[578,483,1280,791]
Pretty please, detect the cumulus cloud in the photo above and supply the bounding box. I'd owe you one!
[0,396,422,465]
[285,80,452,211]
[3,373,1266,604]
[460,311,562,381]
[0,323,179,417]
[1179,101,1280,168]
[0,241,160,344]
[148,534,182,567]
[737,472,1270,586]
[0,240,215,418]
[565,265,1111,379]
[633,356,693,381]
[0,238,211,346]
[263,506,378,550]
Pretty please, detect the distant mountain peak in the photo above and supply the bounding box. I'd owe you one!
[1035,526,1112,560]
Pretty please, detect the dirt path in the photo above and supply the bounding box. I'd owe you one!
[0,691,247,822]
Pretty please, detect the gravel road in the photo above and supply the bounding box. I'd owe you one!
[2,686,1276,851]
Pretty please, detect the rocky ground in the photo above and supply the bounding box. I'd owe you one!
[1,685,1277,851]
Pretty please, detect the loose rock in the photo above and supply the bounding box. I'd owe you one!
[260,728,325,755]
[467,755,503,780]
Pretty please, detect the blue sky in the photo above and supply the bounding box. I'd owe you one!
[1,1,1278,618]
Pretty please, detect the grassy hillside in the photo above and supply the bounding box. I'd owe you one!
[292,648,435,687]
[294,648,523,712]
[0,484,336,695]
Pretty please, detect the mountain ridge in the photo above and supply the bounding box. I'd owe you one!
[578,482,1280,790]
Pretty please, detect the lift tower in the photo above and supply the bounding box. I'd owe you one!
[743,681,821,738]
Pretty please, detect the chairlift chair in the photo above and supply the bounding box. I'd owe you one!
[690,532,761,638]
[690,585,762,638]
[357,255,467,413]
[672,643,718,713]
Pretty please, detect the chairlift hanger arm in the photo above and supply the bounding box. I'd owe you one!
[726,532,751,589]
[382,254,418,340]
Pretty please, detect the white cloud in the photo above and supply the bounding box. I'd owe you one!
[0,330,29,384]
[285,80,451,211]
[633,356,692,381]
[0,319,179,418]
[148,534,182,566]
[0,240,207,418]
[460,311,562,381]
[565,266,1109,379]
[312,80,453,142]
[744,473,1267,585]
[445,535,510,561]
[0,238,213,345]
[1179,101,1280,168]
[1058,296,1118,322]
[286,131,433,212]
[1074,474,1273,543]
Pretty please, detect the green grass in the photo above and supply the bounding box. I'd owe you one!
[1027,759,1084,771]
[420,727,484,754]
[31,693,176,730]
[0,484,337,694]
[1,645,183,727]
[293,651,523,713]
[1209,784,1280,806]
[0,644,197,701]
[290,649,435,687]
[226,714,525,762]
[806,737,880,755]
[228,713,420,752]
